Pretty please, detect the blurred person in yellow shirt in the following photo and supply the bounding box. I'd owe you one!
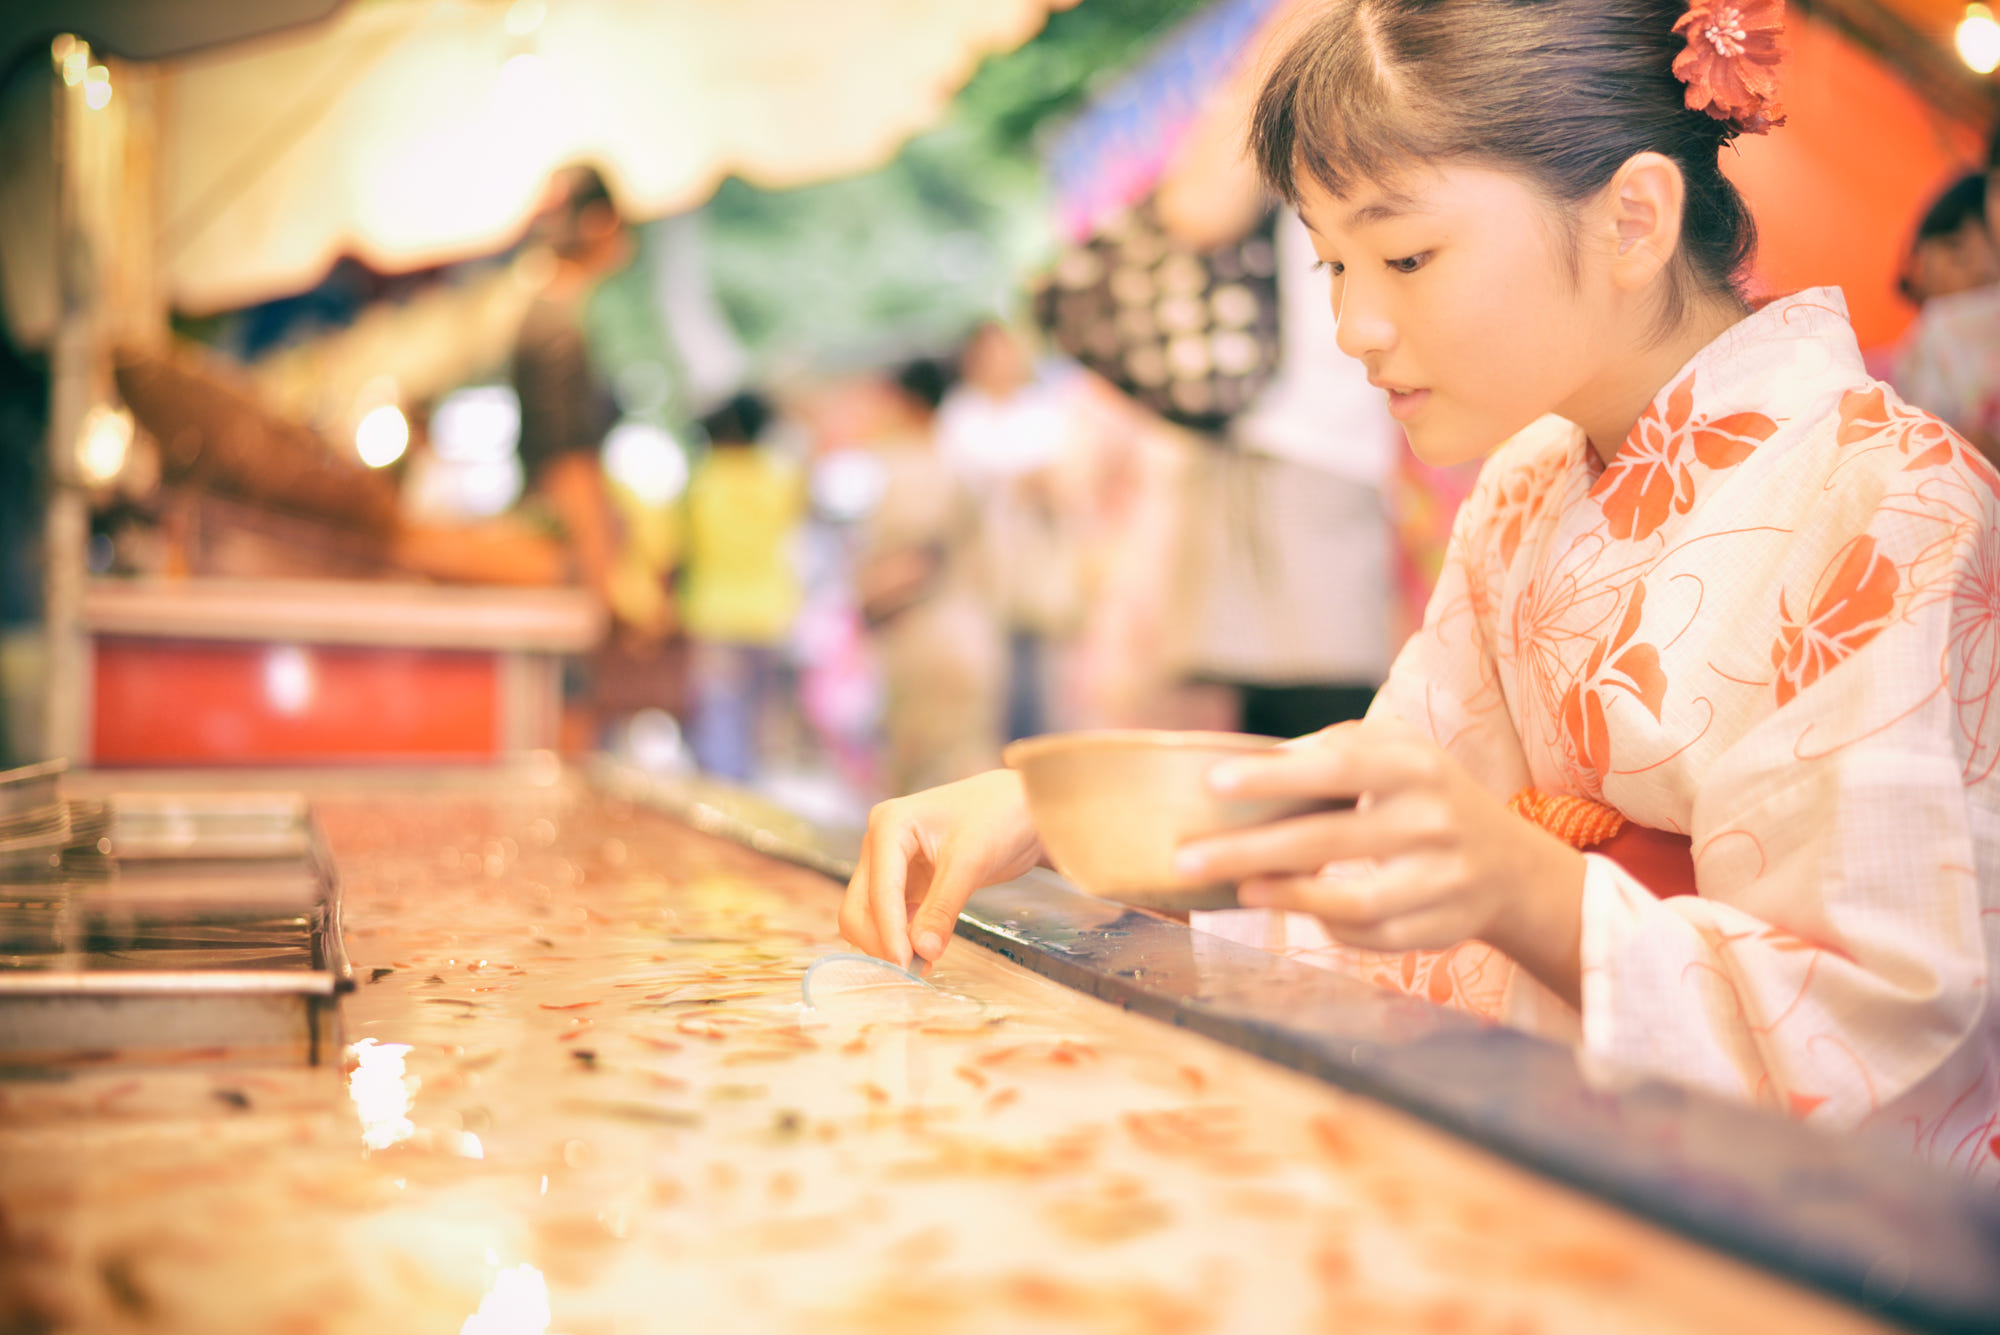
[681,391,805,781]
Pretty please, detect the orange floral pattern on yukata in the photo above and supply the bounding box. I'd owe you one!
[1836,382,1972,474]
[1949,524,2000,783]
[1485,447,1571,569]
[1354,942,1506,1020]
[1769,534,1899,706]
[1559,581,1668,798]
[1591,371,1777,543]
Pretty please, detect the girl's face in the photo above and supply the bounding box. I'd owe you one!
[1296,164,1619,467]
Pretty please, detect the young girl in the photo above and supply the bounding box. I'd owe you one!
[840,0,2000,1184]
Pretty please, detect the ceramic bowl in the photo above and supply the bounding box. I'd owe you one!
[1003,729,1323,912]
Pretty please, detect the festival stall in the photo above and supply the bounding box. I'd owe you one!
[1,0,1081,764]
[3,4,2000,1332]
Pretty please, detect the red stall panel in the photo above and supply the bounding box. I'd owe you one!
[92,637,501,764]
[1730,8,1987,352]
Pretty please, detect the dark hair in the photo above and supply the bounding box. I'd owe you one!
[546,164,620,260]
[1916,172,1989,243]
[1898,172,1992,304]
[1249,0,1757,332]
[893,358,953,412]
[699,391,771,447]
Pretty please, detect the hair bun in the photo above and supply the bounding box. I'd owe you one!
[1671,0,1787,135]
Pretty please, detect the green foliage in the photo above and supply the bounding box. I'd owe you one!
[696,0,1212,373]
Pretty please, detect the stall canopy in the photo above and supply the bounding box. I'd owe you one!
[155,0,1078,315]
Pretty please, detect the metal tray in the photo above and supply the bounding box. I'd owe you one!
[0,759,65,820]
[0,793,352,1067]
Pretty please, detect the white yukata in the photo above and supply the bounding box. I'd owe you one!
[1202,289,2000,1185]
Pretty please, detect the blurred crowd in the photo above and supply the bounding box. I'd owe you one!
[405,131,2000,812]
[570,303,1438,812]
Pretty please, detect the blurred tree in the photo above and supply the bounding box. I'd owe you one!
[699,0,1212,372]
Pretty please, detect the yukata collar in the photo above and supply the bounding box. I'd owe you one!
[1582,289,1863,539]
[1612,286,1863,461]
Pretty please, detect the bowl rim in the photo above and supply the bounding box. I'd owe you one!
[1002,729,1281,769]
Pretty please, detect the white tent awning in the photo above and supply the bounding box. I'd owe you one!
[155,0,1074,312]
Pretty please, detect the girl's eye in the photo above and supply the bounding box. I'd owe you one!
[1312,259,1344,277]
[1387,253,1430,274]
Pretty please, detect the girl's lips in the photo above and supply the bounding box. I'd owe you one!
[1384,387,1431,422]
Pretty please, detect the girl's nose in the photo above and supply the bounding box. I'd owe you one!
[1332,277,1394,362]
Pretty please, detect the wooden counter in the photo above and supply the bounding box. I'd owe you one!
[0,769,1955,1334]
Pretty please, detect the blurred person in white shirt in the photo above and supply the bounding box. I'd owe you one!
[1894,146,2000,466]
[935,323,1084,741]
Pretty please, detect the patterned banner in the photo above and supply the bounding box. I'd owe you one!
[1043,0,1284,240]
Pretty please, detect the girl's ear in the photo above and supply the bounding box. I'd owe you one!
[1602,151,1686,291]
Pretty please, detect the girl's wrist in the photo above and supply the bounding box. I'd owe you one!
[1486,833,1587,1009]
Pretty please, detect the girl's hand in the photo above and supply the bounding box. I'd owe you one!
[838,769,1045,972]
[1172,720,1587,1005]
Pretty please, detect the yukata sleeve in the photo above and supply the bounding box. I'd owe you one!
[1294,451,1546,1024]
[1576,504,2000,1132]
[1366,458,1532,799]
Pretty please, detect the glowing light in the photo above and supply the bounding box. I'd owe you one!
[348,1038,417,1150]
[432,386,521,463]
[460,1263,550,1335]
[1960,5,2000,73]
[83,65,111,110]
[263,645,314,715]
[459,1131,485,1160]
[416,386,524,518]
[601,420,687,505]
[56,38,88,86]
[356,405,410,468]
[622,707,689,773]
[504,0,547,37]
[77,404,133,485]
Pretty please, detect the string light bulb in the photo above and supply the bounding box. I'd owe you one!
[53,36,89,87]
[1958,4,2000,75]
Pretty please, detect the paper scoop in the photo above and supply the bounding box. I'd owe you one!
[801,951,931,1008]
[800,951,989,1024]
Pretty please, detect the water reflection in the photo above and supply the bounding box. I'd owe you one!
[461,1262,550,1335]
[348,1037,417,1150]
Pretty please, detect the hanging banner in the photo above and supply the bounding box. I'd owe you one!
[1043,0,1282,241]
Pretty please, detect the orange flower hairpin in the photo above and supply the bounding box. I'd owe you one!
[1671,0,1787,135]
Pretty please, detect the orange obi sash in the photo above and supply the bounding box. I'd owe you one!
[1508,789,1696,900]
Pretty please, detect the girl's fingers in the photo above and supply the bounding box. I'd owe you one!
[906,854,970,973]
[1320,904,1469,955]
[865,822,918,968]
[1175,808,1366,883]
[1208,726,1442,804]
[1239,864,1465,953]
[838,845,881,957]
[1240,854,1448,926]
[1273,719,1362,751]
[1176,789,1452,883]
